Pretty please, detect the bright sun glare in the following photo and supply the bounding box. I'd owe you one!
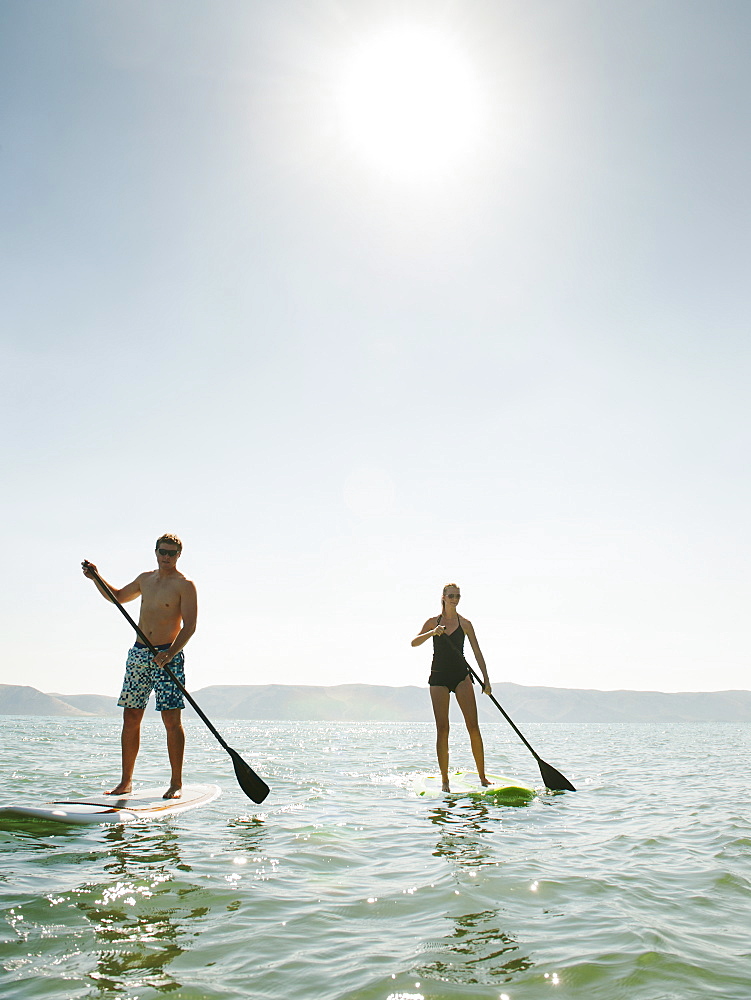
[336,25,482,180]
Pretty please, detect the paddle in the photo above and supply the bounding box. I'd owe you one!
[84,562,270,804]
[439,631,576,792]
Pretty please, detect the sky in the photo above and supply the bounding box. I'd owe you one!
[2,0,750,697]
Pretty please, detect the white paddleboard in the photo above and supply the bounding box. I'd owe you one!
[0,783,221,825]
[414,770,535,804]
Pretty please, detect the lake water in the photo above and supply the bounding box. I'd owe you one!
[1,716,750,999]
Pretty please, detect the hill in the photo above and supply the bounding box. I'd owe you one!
[180,683,751,724]
[2,682,751,723]
[0,685,93,717]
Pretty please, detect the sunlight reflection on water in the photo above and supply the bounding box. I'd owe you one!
[2,719,751,999]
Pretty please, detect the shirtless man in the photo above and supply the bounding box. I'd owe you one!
[82,534,197,799]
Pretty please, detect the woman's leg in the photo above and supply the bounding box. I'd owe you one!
[455,676,489,785]
[429,685,452,791]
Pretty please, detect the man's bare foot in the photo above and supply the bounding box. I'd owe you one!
[107,782,132,796]
[163,784,182,800]
[480,777,491,787]
[441,780,451,793]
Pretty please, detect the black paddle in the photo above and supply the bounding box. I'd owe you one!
[84,562,270,804]
[439,631,576,792]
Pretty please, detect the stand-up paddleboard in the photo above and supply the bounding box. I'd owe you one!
[414,771,535,805]
[0,783,221,825]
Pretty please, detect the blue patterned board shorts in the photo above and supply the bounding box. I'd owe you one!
[117,643,185,711]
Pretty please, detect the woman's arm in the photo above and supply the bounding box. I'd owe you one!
[411,617,444,647]
[462,617,491,693]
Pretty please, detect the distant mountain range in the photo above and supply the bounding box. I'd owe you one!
[2,682,751,723]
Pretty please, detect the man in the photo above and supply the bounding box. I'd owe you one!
[82,534,197,799]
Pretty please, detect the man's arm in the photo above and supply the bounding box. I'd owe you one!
[82,561,143,604]
[153,580,198,668]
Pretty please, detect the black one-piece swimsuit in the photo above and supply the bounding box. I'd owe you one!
[428,618,472,693]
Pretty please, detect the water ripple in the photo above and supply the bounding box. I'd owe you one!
[2,719,751,998]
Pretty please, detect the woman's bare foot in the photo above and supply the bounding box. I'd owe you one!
[107,782,132,796]
[163,784,182,800]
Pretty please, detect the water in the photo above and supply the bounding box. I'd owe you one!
[1,716,751,999]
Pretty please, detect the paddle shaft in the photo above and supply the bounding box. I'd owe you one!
[437,630,575,790]
[440,631,540,758]
[85,564,230,752]
[464,662,540,761]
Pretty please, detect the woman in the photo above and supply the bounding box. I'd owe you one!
[411,583,492,792]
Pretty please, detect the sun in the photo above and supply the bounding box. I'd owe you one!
[335,25,482,181]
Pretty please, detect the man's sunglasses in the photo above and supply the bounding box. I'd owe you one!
[157,548,179,557]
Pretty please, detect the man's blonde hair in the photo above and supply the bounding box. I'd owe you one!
[156,533,182,551]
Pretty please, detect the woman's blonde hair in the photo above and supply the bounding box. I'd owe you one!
[439,582,459,620]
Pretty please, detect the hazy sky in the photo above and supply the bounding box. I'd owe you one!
[2,1,750,697]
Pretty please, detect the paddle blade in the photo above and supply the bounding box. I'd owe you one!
[228,747,270,803]
[538,758,576,792]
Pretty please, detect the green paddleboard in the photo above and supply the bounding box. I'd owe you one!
[414,770,535,804]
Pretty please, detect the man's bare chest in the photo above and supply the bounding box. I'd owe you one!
[141,578,182,615]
